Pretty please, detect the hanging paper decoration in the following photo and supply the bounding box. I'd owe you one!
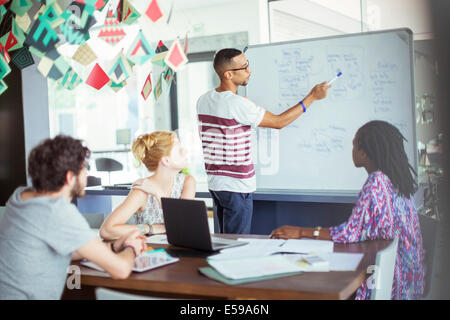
[97,5,126,45]
[59,1,97,45]
[108,79,126,92]
[0,0,191,97]
[183,33,188,55]
[10,0,32,17]
[85,63,110,90]
[121,0,140,25]
[145,0,163,23]
[164,39,188,71]
[10,17,26,51]
[1,53,11,96]
[151,40,168,67]
[0,33,16,56]
[141,72,152,100]
[155,40,168,54]
[153,72,163,101]
[162,66,174,84]
[126,30,154,65]
[58,67,83,90]
[15,11,31,33]
[10,46,34,69]
[24,3,63,53]
[0,43,10,63]
[37,49,70,80]
[72,43,97,66]
[0,54,11,79]
[0,5,7,24]
[108,50,132,83]
[0,79,7,95]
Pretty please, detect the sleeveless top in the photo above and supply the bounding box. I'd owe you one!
[134,173,186,226]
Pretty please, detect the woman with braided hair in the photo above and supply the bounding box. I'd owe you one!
[100,131,196,240]
[271,120,425,299]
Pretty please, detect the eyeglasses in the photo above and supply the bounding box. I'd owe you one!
[227,61,250,72]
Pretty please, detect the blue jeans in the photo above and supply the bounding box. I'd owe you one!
[209,190,253,234]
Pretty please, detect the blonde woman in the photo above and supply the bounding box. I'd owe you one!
[99,131,196,240]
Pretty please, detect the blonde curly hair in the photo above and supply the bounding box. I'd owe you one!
[132,131,176,172]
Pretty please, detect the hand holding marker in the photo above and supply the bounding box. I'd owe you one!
[327,70,342,85]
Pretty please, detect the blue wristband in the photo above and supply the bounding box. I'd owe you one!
[300,101,306,113]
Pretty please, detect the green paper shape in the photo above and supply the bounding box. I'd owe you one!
[0,54,11,79]
[1,17,27,52]
[108,51,132,83]
[108,80,127,92]
[25,4,62,52]
[28,46,45,58]
[0,79,7,95]
[151,51,167,67]
[10,0,33,17]
[0,5,7,24]
[122,0,140,25]
[127,31,155,65]
[154,73,163,101]
[58,68,82,90]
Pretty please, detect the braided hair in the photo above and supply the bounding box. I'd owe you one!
[356,120,417,197]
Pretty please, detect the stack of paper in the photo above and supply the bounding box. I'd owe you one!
[208,238,334,261]
[207,255,303,280]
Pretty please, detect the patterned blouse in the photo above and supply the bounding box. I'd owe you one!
[134,173,186,226]
[329,171,425,300]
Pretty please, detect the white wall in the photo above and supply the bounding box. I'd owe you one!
[364,0,433,39]
[156,0,269,44]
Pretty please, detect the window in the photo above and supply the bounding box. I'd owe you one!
[175,53,219,192]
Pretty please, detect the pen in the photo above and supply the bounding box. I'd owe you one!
[327,71,342,85]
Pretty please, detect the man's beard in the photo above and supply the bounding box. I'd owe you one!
[70,177,85,198]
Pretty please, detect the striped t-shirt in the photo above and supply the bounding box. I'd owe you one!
[196,90,265,193]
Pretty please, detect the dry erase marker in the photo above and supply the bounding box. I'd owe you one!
[327,71,342,85]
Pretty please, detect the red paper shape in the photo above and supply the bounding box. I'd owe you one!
[0,0,10,6]
[0,43,11,64]
[85,63,110,90]
[167,42,184,67]
[5,32,18,52]
[141,73,152,100]
[146,0,163,23]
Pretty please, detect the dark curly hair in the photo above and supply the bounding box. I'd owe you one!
[356,120,417,197]
[28,135,91,192]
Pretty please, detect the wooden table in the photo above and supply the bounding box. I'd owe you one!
[63,235,391,300]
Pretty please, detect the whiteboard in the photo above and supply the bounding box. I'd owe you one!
[246,29,417,196]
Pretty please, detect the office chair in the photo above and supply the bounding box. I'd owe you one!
[370,236,399,300]
[95,158,123,185]
[87,175,102,187]
[95,287,175,300]
[82,213,105,229]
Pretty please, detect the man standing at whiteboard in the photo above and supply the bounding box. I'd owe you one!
[196,48,330,234]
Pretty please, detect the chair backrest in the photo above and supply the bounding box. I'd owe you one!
[95,158,123,172]
[371,236,399,300]
[418,213,438,297]
[87,175,102,187]
[95,287,172,300]
[82,213,105,229]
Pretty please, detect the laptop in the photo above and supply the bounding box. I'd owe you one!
[161,198,248,252]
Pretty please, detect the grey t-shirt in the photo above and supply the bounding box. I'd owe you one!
[0,187,96,299]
